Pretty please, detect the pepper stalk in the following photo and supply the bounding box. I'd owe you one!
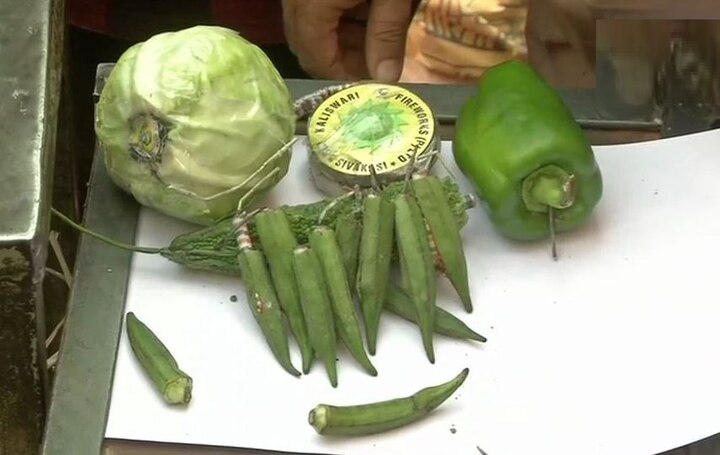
[521,164,578,260]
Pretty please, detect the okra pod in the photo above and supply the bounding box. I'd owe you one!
[356,193,395,355]
[334,214,363,286]
[394,193,437,364]
[237,244,301,377]
[309,226,378,377]
[412,175,473,313]
[255,209,315,374]
[125,312,193,405]
[309,367,469,436]
[384,285,486,342]
[293,245,339,387]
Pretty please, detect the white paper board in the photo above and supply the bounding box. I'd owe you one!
[106,130,720,455]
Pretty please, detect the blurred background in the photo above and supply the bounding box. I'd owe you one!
[401,0,528,84]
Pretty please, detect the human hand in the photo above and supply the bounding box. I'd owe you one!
[281,0,415,81]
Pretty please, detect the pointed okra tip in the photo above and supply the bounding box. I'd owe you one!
[457,367,470,382]
[308,404,330,435]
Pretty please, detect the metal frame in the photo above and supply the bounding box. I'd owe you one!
[0,0,64,453]
[41,68,717,455]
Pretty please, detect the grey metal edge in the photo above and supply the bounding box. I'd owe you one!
[0,0,64,453]
[41,150,140,455]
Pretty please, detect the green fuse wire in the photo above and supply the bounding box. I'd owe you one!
[125,312,193,405]
[309,367,469,436]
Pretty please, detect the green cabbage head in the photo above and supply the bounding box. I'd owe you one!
[95,26,296,225]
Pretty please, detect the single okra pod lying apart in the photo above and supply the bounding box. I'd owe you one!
[125,312,193,405]
[384,285,487,343]
[394,193,438,364]
[255,209,315,374]
[412,175,473,313]
[308,368,469,436]
[309,226,377,377]
[293,245,339,388]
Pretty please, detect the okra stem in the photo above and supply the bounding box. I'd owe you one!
[308,368,469,436]
[125,312,193,405]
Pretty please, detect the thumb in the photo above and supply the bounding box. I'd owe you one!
[366,0,413,82]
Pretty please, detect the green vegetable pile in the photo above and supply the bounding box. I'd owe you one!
[95,26,296,226]
[232,174,482,385]
[52,175,481,382]
[54,45,607,437]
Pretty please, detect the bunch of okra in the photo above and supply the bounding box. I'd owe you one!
[234,174,485,387]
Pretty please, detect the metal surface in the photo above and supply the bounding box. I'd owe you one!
[41,150,141,455]
[595,18,720,138]
[0,0,64,453]
[42,65,716,455]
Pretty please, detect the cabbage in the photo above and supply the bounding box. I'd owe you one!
[95,26,296,225]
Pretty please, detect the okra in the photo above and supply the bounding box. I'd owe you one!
[394,193,437,364]
[237,248,302,377]
[255,209,314,374]
[125,312,193,405]
[234,215,301,377]
[412,175,473,313]
[308,368,469,436]
[292,245,339,387]
[384,285,486,342]
[309,226,378,377]
[356,193,395,355]
[334,214,362,286]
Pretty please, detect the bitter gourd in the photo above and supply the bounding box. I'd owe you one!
[161,177,473,275]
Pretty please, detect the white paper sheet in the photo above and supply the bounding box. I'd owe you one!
[106,130,720,455]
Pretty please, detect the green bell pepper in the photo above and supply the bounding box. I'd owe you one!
[453,59,603,242]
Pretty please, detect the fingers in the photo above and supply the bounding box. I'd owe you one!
[284,0,365,80]
[366,0,414,82]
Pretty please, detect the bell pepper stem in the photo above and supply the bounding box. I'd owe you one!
[549,207,558,261]
[522,165,577,213]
